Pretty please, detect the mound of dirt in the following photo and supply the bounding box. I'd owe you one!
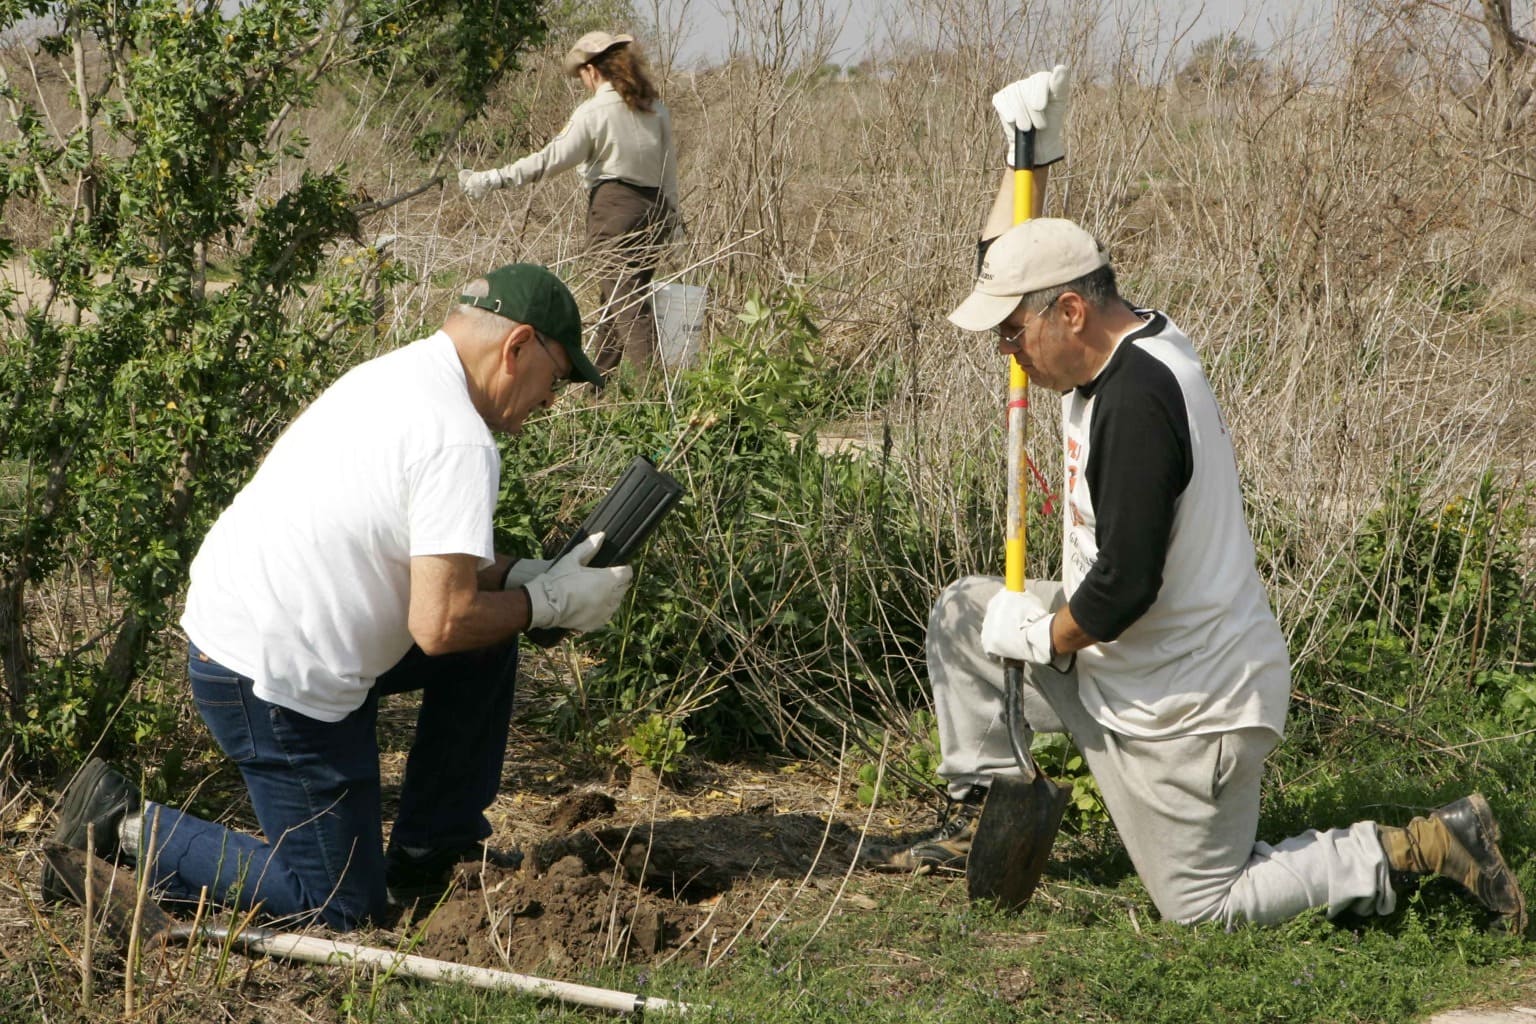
[401,790,866,974]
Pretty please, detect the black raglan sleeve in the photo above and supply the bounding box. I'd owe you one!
[1067,347,1193,641]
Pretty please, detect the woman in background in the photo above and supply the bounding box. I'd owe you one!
[460,32,679,377]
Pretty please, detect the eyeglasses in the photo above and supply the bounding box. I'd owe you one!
[997,294,1060,349]
[530,331,575,388]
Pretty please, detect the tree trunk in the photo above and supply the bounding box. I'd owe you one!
[0,579,30,713]
[1479,0,1534,136]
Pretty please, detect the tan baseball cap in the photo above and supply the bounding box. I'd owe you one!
[563,31,635,75]
[947,218,1109,332]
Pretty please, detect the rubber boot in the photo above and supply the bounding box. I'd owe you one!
[1378,793,1527,934]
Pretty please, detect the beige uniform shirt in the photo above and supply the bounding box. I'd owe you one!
[497,83,678,211]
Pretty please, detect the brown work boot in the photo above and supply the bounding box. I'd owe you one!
[1378,793,1527,934]
[858,784,986,874]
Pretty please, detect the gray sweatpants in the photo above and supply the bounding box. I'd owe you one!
[928,575,1395,926]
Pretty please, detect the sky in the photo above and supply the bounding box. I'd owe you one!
[639,0,1339,70]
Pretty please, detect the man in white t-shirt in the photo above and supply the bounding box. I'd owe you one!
[43,264,634,931]
[862,71,1525,936]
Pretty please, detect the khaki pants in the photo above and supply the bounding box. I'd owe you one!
[586,180,671,376]
[927,575,1394,926]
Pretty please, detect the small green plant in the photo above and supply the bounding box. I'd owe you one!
[1030,731,1108,823]
[854,710,943,807]
[625,713,689,777]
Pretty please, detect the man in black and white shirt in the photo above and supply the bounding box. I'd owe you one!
[868,74,1524,930]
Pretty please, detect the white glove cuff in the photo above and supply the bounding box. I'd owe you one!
[1003,137,1066,169]
[502,558,546,590]
[1025,614,1073,672]
[524,579,558,630]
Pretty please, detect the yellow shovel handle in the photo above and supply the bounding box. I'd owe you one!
[1004,126,1041,783]
[1005,126,1036,594]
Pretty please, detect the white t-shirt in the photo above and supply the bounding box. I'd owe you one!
[181,332,499,722]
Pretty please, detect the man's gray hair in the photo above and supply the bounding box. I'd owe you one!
[1020,264,1122,315]
[451,277,512,336]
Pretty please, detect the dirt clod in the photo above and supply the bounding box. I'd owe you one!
[547,790,616,832]
[403,787,867,974]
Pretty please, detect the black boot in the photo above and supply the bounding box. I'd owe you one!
[41,758,141,904]
[385,842,523,907]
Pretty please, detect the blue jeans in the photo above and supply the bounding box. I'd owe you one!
[142,638,518,931]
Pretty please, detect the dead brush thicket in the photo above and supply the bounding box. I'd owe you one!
[0,1,1528,762]
[332,0,1535,699]
[2,0,1503,763]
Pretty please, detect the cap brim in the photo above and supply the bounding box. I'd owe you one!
[566,344,605,388]
[946,289,1021,332]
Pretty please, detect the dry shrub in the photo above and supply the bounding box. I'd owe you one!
[268,0,1536,747]
[7,0,1533,759]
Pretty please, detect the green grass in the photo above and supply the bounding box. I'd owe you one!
[8,707,1534,1023]
[331,770,1536,1024]
[11,870,1531,1023]
[341,730,1536,1023]
[334,881,1530,1023]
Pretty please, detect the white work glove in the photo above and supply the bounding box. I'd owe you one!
[458,167,506,200]
[523,533,633,633]
[501,557,553,590]
[980,588,1070,670]
[992,64,1071,167]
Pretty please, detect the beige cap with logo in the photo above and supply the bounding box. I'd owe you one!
[947,218,1109,331]
[563,31,636,75]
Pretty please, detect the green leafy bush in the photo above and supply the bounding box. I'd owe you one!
[1291,471,1535,723]
[853,710,943,807]
[1277,469,1536,804]
[0,0,545,768]
[1030,730,1108,822]
[500,288,943,761]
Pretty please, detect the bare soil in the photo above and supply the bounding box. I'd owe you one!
[395,772,873,975]
[3,723,942,1002]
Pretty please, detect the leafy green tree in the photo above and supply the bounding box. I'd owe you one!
[0,0,543,766]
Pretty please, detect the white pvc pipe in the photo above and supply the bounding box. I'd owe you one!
[190,925,693,1017]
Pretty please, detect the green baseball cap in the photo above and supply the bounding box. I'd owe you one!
[461,263,603,387]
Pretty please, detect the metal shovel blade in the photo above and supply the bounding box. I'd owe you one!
[43,843,175,947]
[965,660,1071,910]
[965,771,1071,910]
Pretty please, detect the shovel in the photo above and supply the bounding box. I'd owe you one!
[964,125,1071,911]
[42,843,694,1017]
